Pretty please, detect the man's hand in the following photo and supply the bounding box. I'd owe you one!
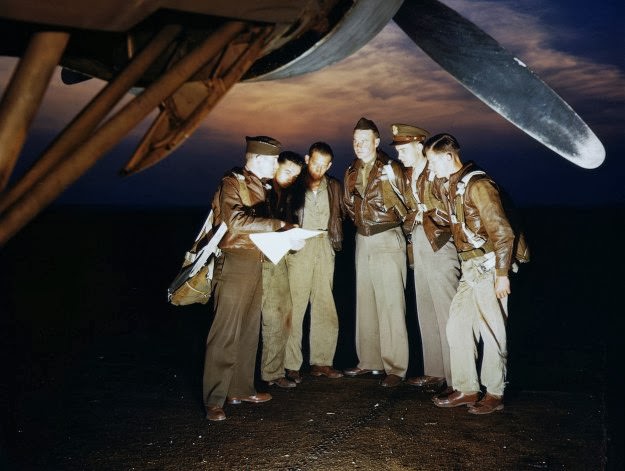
[278,221,299,232]
[289,237,306,251]
[495,275,510,299]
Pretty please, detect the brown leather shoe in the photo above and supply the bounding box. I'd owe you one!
[286,369,302,384]
[432,390,479,408]
[406,375,445,387]
[227,392,272,405]
[468,393,504,415]
[344,367,385,376]
[310,365,343,378]
[436,386,455,398]
[380,374,403,388]
[268,377,297,388]
[205,406,226,421]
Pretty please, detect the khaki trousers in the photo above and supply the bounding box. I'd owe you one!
[203,252,263,408]
[354,227,408,377]
[285,235,338,370]
[260,258,292,381]
[447,255,508,396]
[411,225,460,383]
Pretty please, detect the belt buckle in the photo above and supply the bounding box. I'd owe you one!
[476,253,495,273]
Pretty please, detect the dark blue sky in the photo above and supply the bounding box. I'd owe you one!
[2,0,624,209]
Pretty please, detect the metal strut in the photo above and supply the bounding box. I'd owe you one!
[0,24,182,213]
[0,31,70,190]
[0,21,246,246]
[121,25,273,176]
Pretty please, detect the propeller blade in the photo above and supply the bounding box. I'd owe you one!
[393,0,605,169]
[246,0,403,81]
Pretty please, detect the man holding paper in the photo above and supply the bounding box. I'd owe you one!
[203,135,294,422]
[260,151,305,389]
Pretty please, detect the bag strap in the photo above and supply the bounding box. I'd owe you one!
[184,210,214,262]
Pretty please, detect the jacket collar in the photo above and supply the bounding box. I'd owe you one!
[350,150,389,171]
[448,161,479,188]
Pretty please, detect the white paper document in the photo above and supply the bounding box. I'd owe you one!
[249,228,323,264]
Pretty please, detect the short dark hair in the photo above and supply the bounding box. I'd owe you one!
[423,133,461,157]
[308,141,334,161]
[278,150,305,168]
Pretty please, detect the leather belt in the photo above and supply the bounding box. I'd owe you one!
[222,248,265,262]
[356,222,399,236]
[458,246,493,261]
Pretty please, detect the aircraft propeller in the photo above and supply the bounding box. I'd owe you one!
[0,0,606,246]
[393,0,605,169]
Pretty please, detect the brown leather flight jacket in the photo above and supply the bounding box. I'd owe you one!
[212,167,283,252]
[440,162,515,276]
[343,151,407,236]
[294,175,344,251]
[402,166,453,252]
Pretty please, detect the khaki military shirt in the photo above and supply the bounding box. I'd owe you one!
[302,178,330,231]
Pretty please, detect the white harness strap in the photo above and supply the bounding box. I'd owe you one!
[412,170,433,224]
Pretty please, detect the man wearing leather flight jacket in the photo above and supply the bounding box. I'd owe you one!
[425,133,514,415]
[203,136,293,422]
[342,117,410,388]
[391,123,460,394]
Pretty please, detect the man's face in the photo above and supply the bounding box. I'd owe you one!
[394,142,422,168]
[274,160,302,188]
[254,154,279,179]
[353,129,379,162]
[306,151,333,181]
[425,149,451,179]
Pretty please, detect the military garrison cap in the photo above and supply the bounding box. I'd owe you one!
[245,135,282,155]
[353,117,380,138]
[390,124,430,146]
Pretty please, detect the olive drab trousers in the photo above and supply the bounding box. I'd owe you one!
[260,257,292,381]
[447,254,508,396]
[411,225,460,383]
[203,252,263,408]
[354,226,409,377]
[285,234,339,370]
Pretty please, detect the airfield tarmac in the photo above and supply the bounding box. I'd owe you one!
[0,207,621,470]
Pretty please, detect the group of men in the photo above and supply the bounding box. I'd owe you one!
[201,116,523,421]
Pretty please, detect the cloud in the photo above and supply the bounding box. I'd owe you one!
[444,1,625,118]
[201,0,624,154]
[0,0,623,206]
[2,0,620,149]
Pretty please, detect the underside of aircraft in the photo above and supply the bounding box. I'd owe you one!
[0,0,606,245]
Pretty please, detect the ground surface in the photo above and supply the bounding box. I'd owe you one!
[0,207,622,470]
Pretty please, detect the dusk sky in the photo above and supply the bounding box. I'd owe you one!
[1,0,624,209]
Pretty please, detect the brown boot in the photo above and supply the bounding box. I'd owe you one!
[205,406,226,421]
[468,393,504,415]
[268,377,297,388]
[432,390,479,408]
[286,369,302,384]
[227,392,272,405]
[310,365,343,378]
